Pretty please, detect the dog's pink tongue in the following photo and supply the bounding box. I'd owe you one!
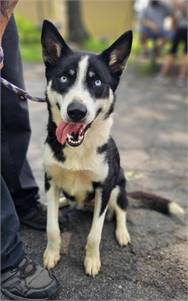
[56,121,83,145]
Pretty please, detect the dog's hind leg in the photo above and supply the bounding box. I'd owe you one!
[43,175,61,269]
[109,186,131,246]
[84,190,107,277]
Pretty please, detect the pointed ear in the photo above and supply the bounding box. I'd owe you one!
[41,20,72,66]
[99,31,132,76]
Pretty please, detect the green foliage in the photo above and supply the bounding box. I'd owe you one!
[19,43,42,63]
[131,31,141,57]
[15,14,42,62]
[82,37,109,53]
[15,15,40,43]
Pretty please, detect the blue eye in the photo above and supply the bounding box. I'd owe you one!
[94,79,102,87]
[60,75,68,83]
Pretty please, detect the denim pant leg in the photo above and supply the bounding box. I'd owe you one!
[1,16,39,215]
[1,176,24,272]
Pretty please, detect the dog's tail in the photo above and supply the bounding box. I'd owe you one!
[127,191,184,217]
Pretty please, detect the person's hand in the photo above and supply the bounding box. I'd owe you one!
[149,22,159,33]
[0,0,19,44]
[142,19,159,33]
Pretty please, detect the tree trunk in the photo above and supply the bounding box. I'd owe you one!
[66,0,89,43]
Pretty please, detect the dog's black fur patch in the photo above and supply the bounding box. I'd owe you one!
[46,100,66,162]
[97,143,108,154]
[99,138,128,214]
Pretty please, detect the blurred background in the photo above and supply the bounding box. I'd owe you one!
[15,0,187,85]
[15,0,133,61]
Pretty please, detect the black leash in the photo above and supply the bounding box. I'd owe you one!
[0,46,46,103]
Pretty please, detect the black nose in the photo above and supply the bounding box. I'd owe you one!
[67,101,87,122]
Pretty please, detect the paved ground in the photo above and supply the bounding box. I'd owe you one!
[4,63,188,300]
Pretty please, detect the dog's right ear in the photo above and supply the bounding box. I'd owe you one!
[99,31,132,78]
[41,20,72,66]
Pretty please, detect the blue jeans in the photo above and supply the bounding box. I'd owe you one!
[141,26,173,41]
[1,176,24,271]
[1,16,39,216]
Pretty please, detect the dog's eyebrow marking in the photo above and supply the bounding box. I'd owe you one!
[89,71,95,78]
[69,69,75,76]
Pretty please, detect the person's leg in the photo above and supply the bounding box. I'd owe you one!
[159,29,179,78]
[160,54,175,77]
[153,28,173,58]
[0,16,48,232]
[1,16,39,214]
[140,27,158,57]
[178,55,188,81]
[1,176,24,271]
[1,17,65,231]
[140,31,148,53]
[1,176,60,299]
[139,27,153,55]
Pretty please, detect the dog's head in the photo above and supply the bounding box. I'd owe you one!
[41,20,132,147]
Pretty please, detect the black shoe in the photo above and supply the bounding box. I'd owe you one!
[19,202,47,231]
[19,202,73,231]
[1,256,60,300]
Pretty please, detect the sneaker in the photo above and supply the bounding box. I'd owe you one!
[19,202,47,231]
[1,256,60,300]
[19,202,73,231]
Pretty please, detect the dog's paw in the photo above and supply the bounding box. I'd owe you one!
[84,255,101,277]
[43,248,60,269]
[116,228,131,246]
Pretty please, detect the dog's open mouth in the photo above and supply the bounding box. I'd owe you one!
[56,121,90,147]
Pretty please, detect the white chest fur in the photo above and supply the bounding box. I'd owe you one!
[44,117,112,205]
[44,144,108,205]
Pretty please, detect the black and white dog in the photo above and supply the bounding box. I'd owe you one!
[41,20,184,277]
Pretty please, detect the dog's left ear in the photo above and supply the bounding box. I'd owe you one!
[41,20,72,66]
[99,31,132,76]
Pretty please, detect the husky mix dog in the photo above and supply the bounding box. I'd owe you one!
[41,20,184,277]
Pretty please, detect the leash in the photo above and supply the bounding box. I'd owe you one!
[0,46,46,103]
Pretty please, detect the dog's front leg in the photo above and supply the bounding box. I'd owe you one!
[43,179,61,269]
[84,190,107,277]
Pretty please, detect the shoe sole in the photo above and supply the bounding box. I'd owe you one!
[1,283,60,300]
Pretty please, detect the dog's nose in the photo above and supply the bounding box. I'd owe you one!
[67,101,87,122]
